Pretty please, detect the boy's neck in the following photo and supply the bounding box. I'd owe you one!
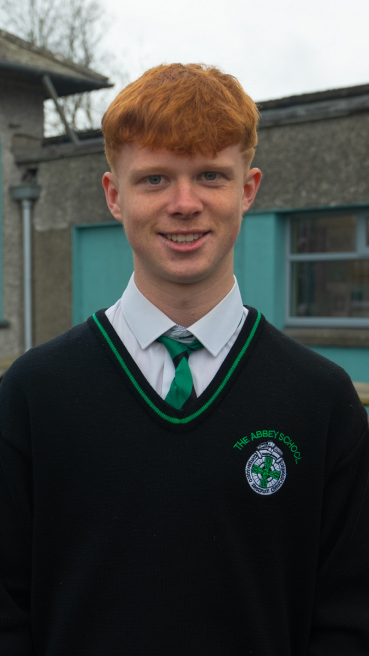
[133,268,235,328]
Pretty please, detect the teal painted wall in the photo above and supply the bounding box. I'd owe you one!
[71,214,369,389]
[72,222,133,325]
[73,213,286,328]
[234,212,285,329]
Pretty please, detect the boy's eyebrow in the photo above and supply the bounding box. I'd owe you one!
[199,164,236,174]
[129,164,236,179]
[129,168,167,178]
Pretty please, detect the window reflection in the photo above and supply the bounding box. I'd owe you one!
[291,214,357,254]
[291,260,369,318]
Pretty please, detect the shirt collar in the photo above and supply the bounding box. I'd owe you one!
[121,274,245,356]
[187,282,244,356]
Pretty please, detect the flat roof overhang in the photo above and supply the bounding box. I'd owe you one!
[0,60,113,96]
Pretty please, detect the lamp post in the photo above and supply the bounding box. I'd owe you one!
[10,182,41,352]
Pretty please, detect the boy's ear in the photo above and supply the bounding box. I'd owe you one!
[102,172,123,224]
[242,168,262,214]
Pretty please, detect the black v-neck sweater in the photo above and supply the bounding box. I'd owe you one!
[0,307,368,656]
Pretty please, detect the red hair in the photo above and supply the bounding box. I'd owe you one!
[102,63,259,168]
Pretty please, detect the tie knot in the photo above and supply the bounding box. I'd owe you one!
[156,334,204,362]
[163,324,194,341]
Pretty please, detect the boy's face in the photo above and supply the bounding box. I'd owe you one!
[103,143,261,291]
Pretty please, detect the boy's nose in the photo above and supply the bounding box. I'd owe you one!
[167,183,203,218]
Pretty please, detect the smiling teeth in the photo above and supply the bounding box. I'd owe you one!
[166,233,203,243]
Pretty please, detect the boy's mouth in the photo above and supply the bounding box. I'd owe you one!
[165,233,204,244]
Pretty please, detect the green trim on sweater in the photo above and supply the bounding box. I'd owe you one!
[92,310,261,425]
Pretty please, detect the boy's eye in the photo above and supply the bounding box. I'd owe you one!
[147,175,162,185]
[203,171,218,181]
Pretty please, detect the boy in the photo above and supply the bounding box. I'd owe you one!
[0,63,368,655]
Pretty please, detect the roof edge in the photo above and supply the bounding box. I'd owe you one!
[0,28,109,84]
[258,82,369,110]
[0,61,113,96]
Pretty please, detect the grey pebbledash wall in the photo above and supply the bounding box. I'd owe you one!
[32,151,112,346]
[0,77,44,358]
[253,112,369,211]
[28,110,369,348]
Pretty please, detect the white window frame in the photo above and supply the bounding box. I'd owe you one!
[285,209,369,327]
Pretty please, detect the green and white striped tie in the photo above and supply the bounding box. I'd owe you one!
[157,332,204,410]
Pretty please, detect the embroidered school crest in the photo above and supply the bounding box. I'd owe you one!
[246,441,286,495]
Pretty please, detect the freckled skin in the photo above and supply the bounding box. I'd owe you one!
[102,143,261,324]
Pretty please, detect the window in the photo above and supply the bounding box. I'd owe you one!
[286,210,369,326]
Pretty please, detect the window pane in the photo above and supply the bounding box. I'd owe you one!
[291,214,357,253]
[290,260,369,318]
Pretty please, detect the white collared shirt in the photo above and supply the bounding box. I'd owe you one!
[105,275,248,399]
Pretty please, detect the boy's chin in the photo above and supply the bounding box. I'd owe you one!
[160,267,217,286]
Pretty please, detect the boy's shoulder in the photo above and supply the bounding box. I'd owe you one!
[256,315,366,418]
[1,318,96,392]
[260,316,350,383]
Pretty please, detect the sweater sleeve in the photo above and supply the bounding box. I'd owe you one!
[308,385,369,654]
[0,364,34,655]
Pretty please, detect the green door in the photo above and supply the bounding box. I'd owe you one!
[72,222,134,325]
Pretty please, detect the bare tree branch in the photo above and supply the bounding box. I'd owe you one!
[0,0,118,134]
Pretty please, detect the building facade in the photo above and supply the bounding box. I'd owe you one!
[0,32,368,403]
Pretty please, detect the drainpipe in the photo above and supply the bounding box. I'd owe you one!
[10,182,41,351]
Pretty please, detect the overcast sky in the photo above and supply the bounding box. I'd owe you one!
[101,0,369,102]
